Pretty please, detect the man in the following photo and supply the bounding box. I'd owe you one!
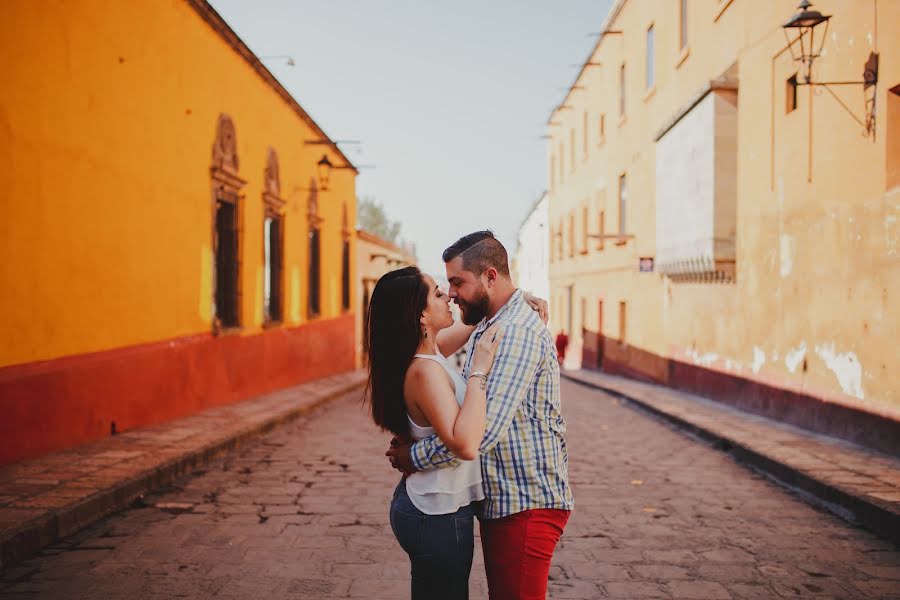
[387,230,574,599]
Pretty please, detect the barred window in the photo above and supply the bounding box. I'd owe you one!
[210,114,245,331]
[263,148,285,324]
[341,204,351,312]
[308,189,323,318]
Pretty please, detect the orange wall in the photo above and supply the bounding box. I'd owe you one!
[0,0,357,369]
[0,0,359,465]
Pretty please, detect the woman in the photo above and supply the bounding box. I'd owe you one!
[365,266,545,599]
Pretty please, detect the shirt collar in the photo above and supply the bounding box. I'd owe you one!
[476,289,523,332]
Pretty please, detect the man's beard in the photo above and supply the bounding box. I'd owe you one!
[457,287,490,326]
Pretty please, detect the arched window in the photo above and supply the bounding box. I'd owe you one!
[341,203,351,312]
[210,114,245,330]
[263,148,285,324]
[307,185,323,318]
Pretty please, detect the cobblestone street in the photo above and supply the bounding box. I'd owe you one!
[2,379,898,599]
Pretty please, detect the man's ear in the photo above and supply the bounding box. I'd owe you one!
[484,267,499,288]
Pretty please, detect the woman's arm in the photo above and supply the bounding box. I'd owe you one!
[406,363,485,461]
[436,319,475,357]
[406,324,503,460]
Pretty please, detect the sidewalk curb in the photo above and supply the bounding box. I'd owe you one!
[0,375,366,569]
[562,372,900,546]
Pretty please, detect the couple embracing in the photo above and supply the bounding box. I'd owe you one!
[365,230,574,599]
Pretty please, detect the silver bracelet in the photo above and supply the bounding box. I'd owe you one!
[468,371,488,381]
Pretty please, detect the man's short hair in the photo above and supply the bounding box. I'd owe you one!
[442,230,510,278]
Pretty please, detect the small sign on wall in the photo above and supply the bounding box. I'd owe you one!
[639,257,654,273]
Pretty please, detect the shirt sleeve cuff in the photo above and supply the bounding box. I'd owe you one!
[410,441,428,471]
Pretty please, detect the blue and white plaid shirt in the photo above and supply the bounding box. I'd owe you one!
[410,289,574,519]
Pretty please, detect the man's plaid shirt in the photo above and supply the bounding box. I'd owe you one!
[410,289,575,519]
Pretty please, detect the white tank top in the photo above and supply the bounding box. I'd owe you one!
[405,352,484,515]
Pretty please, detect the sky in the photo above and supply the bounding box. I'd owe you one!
[210,0,614,278]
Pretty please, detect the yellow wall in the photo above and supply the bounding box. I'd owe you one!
[548,0,899,413]
[0,0,356,368]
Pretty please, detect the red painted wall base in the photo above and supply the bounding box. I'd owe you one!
[0,315,356,466]
[583,334,900,457]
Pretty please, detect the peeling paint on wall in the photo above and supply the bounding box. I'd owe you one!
[779,234,794,278]
[785,342,807,373]
[686,349,719,367]
[815,343,865,399]
[752,347,766,374]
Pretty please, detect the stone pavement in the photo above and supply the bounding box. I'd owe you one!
[0,370,367,568]
[563,369,900,545]
[2,380,899,599]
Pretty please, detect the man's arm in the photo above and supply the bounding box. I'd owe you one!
[408,323,542,471]
[476,324,542,453]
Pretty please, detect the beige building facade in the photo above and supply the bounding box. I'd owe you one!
[547,0,899,453]
[355,229,417,367]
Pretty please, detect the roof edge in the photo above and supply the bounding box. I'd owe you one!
[548,0,627,126]
[186,0,358,173]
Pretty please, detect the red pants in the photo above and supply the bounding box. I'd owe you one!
[480,509,570,600]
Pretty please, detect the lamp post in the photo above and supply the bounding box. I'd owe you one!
[316,155,333,192]
[782,0,830,84]
[781,1,879,137]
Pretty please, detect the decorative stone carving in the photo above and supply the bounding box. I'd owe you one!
[264,147,280,198]
[212,113,239,174]
[262,147,285,213]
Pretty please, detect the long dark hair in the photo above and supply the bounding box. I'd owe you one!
[364,266,429,437]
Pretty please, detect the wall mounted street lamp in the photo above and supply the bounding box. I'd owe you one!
[317,155,333,192]
[781,0,879,137]
[291,154,333,196]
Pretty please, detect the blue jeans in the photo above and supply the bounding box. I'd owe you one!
[389,478,475,600]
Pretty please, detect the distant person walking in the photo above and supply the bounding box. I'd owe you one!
[555,330,569,367]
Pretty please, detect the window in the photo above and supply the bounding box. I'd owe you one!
[618,173,628,238]
[598,113,606,143]
[597,210,606,251]
[550,154,556,189]
[568,212,575,257]
[307,193,323,318]
[583,111,589,158]
[888,84,900,189]
[263,148,285,324]
[559,142,565,183]
[679,0,688,50]
[619,63,627,118]
[263,215,283,322]
[646,25,655,90]
[214,195,240,328]
[618,301,627,343]
[581,203,589,254]
[341,204,351,312]
[786,74,798,113]
[557,219,564,259]
[569,129,575,172]
[210,114,245,330]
